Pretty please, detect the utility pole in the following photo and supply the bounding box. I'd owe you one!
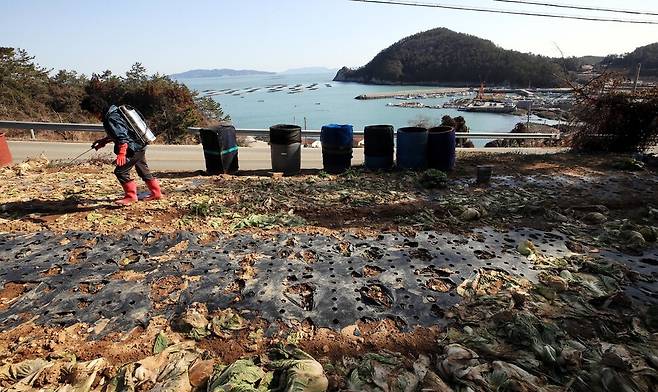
[632,63,642,95]
[526,101,532,129]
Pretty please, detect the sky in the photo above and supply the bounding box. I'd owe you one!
[1,0,656,76]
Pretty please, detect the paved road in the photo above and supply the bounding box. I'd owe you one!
[6,141,565,171]
[6,141,357,171]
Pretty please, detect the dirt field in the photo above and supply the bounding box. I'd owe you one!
[0,152,657,391]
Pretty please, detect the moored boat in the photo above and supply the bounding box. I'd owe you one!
[458,100,516,113]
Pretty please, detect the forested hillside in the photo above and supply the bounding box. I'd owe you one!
[601,43,658,77]
[0,48,228,143]
[335,28,566,87]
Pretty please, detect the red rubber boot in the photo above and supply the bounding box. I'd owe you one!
[143,179,162,201]
[115,181,138,206]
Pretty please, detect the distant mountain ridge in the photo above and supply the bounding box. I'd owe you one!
[170,69,275,78]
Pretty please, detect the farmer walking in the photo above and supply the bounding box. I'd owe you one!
[81,96,162,205]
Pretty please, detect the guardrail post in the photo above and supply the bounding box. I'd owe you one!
[30,128,35,140]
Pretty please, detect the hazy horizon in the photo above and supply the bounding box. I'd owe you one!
[169,66,340,76]
[1,0,656,76]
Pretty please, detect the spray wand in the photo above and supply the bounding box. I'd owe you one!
[68,148,94,164]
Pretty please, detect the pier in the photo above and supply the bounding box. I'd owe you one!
[355,87,574,100]
[355,87,471,100]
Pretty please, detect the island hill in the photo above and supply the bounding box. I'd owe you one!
[334,27,657,87]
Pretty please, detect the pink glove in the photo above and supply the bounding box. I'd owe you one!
[116,143,128,166]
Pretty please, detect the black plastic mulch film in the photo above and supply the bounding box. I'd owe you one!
[0,228,656,335]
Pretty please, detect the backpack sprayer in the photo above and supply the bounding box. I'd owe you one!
[118,105,157,145]
[67,105,156,164]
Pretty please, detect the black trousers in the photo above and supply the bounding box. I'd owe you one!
[114,150,154,184]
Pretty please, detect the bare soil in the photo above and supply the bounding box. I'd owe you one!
[0,282,35,310]
[0,151,657,391]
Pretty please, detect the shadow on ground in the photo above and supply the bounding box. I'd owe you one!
[155,168,327,179]
[1,198,123,218]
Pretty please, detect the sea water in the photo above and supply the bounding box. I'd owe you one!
[176,72,551,146]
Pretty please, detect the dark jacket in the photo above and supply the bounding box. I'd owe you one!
[103,105,146,153]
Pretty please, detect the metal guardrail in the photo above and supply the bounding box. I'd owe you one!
[1,120,560,140]
[0,121,105,132]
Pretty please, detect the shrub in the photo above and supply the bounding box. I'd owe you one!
[0,48,229,143]
[85,63,230,144]
[569,74,658,152]
[418,169,448,189]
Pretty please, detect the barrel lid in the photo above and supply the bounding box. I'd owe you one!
[428,126,454,134]
[398,127,427,133]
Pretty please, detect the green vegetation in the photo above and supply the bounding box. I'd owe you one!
[334,28,563,87]
[335,27,656,87]
[0,47,229,143]
[601,43,658,77]
[418,169,448,189]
